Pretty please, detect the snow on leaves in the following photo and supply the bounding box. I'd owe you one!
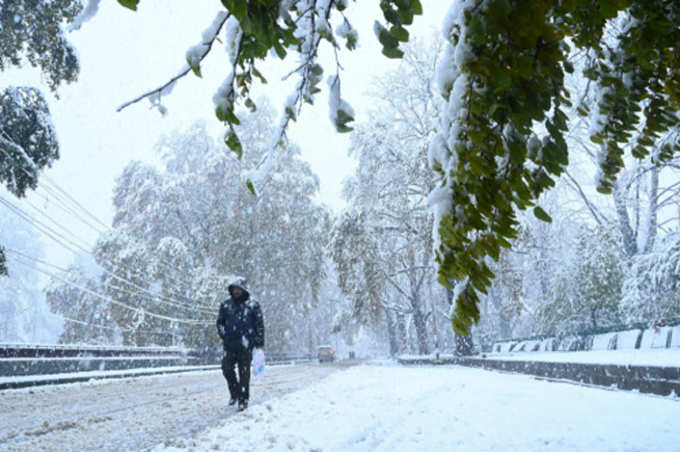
[87,110,329,347]
[0,0,81,92]
[113,1,679,335]
[430,0,680,334]
[118,0,424,195]
[0,87,59,198]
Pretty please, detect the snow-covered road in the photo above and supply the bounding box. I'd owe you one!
[3,362,679,451]
[0,363,342,451]
[156,363,680,452]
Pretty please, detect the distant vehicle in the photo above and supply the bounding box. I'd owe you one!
[317,345,335,363]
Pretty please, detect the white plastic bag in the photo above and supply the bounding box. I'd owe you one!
[252,348,265,376]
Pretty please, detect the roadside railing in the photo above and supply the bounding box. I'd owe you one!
[490,319,680,354]
[0,344,316,386]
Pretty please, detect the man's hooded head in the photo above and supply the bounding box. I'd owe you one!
[228,277,249,300]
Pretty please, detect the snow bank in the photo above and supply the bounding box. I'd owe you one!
[487,349,680,367]
[154,364,680,451]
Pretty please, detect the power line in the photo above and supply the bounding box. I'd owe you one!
[36,181,108,235]
[36,175,217,300]
[0,195,93,256]
[36,175,203,296]
[4,247,215,315]
[0,196,213,312]
[57,315,180,339]
[21,196,97,250]
[42,174,110,230]
[9,253,212,325]
[0,143,107,236]
[28,185,205,306]
[0,140,221,309]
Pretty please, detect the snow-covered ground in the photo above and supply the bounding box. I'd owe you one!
[3,361,679,451]
[0,363,341,451]
[486,349,680,367]
[155,363,680,452]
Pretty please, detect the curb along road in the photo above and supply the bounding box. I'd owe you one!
[398,356,680,397]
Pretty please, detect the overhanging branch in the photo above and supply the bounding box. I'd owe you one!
[116,12,231,113]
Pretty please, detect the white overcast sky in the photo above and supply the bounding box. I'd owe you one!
[2,0,451,268]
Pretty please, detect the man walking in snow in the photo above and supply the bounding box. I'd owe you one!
[216,278,265,411]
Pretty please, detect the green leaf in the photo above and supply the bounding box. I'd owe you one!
[225,128,243,159]
[187,61,202,78]
[382,46,404,59]
[285,105,297,121]
[240,16,253,35]
[117,0,140,10]
[244,97,257,112]
[452,316,470,336]
[468,16,487,43]
[533,206,552,223]
[398,7,414,25]
[334,108,355,133]
[252,67,268,84]
[377,25,400,49]
[490,0,511,16]
[231,0,248,20]
[273,40,287,59]
[311,64,324,76]
[246,180,257,195]
[488,103,506,118]
[382,5,401,25]
[390,26,409,42]
[494,66,512,89]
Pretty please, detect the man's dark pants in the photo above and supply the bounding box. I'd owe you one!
[221,348,251,402]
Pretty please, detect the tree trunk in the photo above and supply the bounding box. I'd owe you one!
[590,306,598,329]
[455,331,474,356]
[396,312,407,354]
[412,306,429,354]
[614,181,639,258]
[385,308,400,357]
[641,164,659,254]
[489,288,512,339]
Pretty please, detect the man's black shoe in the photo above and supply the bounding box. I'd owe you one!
[237,400,248,411]
[228,398,237,406]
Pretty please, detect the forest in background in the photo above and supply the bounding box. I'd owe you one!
[1,1,679,355]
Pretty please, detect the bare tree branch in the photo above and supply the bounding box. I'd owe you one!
[116,13,231,113]
[564,170,606,226]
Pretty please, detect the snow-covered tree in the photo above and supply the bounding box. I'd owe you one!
[330,40,449,355]
[0,87,59,198]
[111,1,680,334]
[89,104,331,350]
[0,0,81,90]
[0,206,60,343]
[562,62,680,327]
[0,0,91,272]
[622,232,680,322]
[45,265,118,345]
[535,226,625,335]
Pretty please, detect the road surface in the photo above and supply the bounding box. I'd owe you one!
[0,362,344,451]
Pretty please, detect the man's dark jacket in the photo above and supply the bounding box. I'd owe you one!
[216,281,264,352]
